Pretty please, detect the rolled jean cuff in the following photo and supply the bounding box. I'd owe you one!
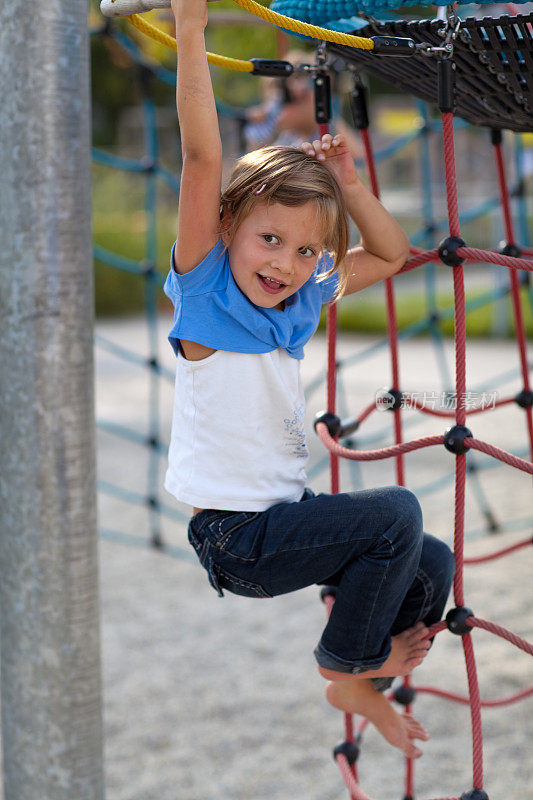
[314,642,389,676]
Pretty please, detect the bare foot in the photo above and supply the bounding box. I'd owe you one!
[318,622,431,682]
[326,679,430,759]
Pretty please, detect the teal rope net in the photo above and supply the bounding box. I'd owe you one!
[89,17,532,561]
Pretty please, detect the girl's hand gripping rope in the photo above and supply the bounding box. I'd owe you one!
[171,0,208,29]
[300,133,360,193]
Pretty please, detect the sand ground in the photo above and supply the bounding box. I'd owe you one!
[95,316,532,800]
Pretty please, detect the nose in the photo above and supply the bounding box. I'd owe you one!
[271,255,295,277]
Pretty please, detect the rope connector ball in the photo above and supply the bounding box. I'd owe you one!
[314,411,341,438]
[385,388,403,411]
[497,240,522,259]
[393,684,416,706]
[446,606,474,636]
[444,425,472,454]
[514,389,533,409]
[459,789,489,800]
[333,740,360,766]
[438,236,466,267]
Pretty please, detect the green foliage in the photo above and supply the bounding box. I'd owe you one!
[92,165,175,316]
[319,286,533,338]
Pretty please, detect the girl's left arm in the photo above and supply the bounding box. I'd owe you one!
[341,180,410,296]
[301,133,410,296]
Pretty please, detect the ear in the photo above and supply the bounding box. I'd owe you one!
[219,209,232,245]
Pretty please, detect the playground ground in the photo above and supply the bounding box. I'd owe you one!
[94,315,532,800]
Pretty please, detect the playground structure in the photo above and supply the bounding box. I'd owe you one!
[93,3,532,798]
[0,0,531,797]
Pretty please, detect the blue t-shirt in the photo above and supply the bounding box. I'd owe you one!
[163,238,338,360]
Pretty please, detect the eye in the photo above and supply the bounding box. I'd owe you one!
[299,246,316,257]
[262,234,280,245]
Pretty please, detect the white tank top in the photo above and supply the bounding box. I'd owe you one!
[164,349,308,511]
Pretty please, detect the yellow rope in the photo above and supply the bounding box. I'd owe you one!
[125,0,375,71]
[127,13,254,71]
[231,0,374,50]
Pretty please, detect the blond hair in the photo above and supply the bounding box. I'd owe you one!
[219,146,350,300]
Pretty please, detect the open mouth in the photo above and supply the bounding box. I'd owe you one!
[257,274,286,295]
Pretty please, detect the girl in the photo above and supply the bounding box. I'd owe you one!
[165,0,455,761]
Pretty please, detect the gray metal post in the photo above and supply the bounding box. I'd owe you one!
[0,2,105,799]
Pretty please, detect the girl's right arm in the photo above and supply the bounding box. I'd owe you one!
[171,0,222,275]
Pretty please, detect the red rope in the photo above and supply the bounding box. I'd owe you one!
[442,113,460,237]
[462,633,484,789]
[459,247,533,270]
[465,438,533,474]
[401,247,533,272]
[463,536,532,565]
[316,424,443,460]
[327,303,339,494]
[469,617,533,656]
[322,98,533,800]
[401,394,514,418]
[492,141,533,464]
[362,127,405,484]
[416,684,533,707]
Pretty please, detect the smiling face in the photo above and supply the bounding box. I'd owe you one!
[222,201,325,310]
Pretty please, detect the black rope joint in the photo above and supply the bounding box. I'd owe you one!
[429,310,441,324]
[497,241,522,259]
[314,411,341,438]
[394,685,416,706]
[333,740,360,766]
[444,425,472,454]
[437,59,456,113]
[460,790,489,800]
[438,236,466,267]
[320,585,337,602]
[383,388,403,411]
[314,72,332,125]
[446,606,474,636]
[250,59,293,77]
[147,437,159,450]
[340,417,360,436]
[490,128,503,147]
[515,389,533,409]
[370,36,416,57]
[147,495,160,510]
[349,82,369,131]
[147,357,159,371]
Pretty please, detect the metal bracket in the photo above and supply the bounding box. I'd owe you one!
[417,6,461,58]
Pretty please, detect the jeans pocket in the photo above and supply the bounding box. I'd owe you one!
[212,561,272,598]
[206,511,261,556]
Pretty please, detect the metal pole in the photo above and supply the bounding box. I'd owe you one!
[0,2,104,799]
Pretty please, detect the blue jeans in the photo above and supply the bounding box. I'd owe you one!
[188,486,455,683]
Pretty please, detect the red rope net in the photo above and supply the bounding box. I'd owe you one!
[317,108,533,800]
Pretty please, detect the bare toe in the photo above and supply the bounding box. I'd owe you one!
[405,742,423,759]
[404,716,430,740]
